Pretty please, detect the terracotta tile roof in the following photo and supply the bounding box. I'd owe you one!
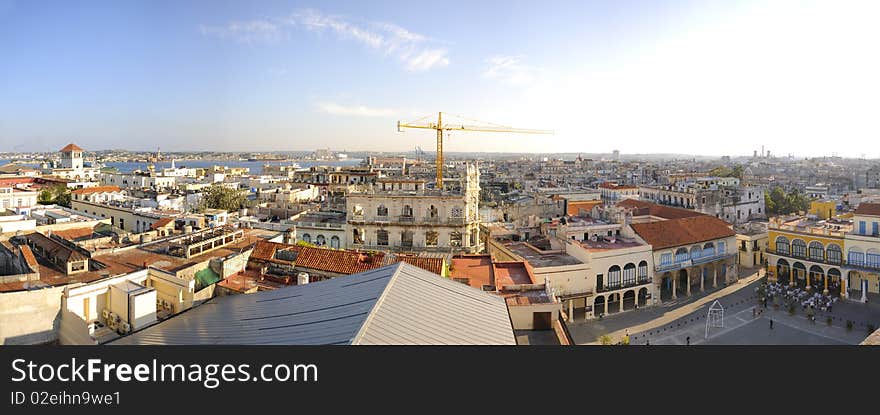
[293,246,386,275]
[59,143,84,152]
[19,245,39,269]
[396,255,444,275]
[151,217,175,229]
[567,200,603,216]
[630,216,735,250]
[22,232,88,263]
[855,203,880,216]
[617,199,705,220]
[250,240,288,262]
[251,240,443,275]
[52,226,96,241]
[71,185,122,195]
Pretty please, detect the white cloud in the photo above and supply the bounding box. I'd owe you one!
[483,55,540,86]
[199,19,283,44]
[405,49,450,71]
[202,9,449,71]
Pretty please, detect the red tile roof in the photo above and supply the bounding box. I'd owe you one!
[151,217,175,230]
[250,240,445,276]
[19,245,39,269]
[52,226,97,241]
[630,216,735,250]
[617,199,705,220]
[293,246,386,275]
[59,143,84,152]
[71,185,122,195]
[395,255,444,275]
[855,203,880,216]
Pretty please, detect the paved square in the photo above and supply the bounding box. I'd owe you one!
[703,317,849,345]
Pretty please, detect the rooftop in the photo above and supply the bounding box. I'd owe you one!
[578,237,644,251]
[504,242,583,268]
[617,199,705,220]
[630,216,735,250]
[855,202,880,216]
[111,263,516,345]
[59,143,85,152]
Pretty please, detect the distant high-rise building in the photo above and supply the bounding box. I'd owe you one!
[612,149,620,161]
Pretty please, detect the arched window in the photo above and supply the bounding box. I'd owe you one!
[377,205,388,216]
[703,242,715,257]
[330,236,340,249]
[826,244,842,264]
[301,233,311,243]
[791,239,806,258]
[428,205,438,218]
[315,235,326,246]
[717,241,726,255]
[867,248,880,269]
[674,247,689,263]
[377,230,389,246]
[660,252,672,266]
[775,236,789,255]
[690,245,703,260]
[608,265,622,288]
[450,231,463,247]
[638,260,648,282]
[401,205,413,217]
[848,247,864,266]
[808,241,824,261]
[623,263,636,285]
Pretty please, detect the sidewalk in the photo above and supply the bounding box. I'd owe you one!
[583,270,764,344]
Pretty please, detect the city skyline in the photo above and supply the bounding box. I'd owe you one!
[2,0,880,157]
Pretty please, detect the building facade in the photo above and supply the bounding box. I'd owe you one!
[345,164,482,253]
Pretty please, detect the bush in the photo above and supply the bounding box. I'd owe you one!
[599,335,613,345]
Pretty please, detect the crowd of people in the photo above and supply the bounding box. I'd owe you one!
[763,282,838,314]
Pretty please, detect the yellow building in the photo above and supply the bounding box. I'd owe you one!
[766,216,850,296]
[809,200,837,220]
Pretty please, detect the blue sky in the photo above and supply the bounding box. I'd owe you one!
[2,0,879,157]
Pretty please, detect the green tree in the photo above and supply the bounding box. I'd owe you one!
[764,190,777,214]
[37,188,54,205]
[52,185,71,207]
[199,185,246,212]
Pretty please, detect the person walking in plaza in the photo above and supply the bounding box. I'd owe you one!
[686,336,690,346]
[769,318,773,330]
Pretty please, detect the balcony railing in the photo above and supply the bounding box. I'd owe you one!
[655,252,733,271]
[765,248,843,266]
[397,215,415,223]
[597,278,652,293]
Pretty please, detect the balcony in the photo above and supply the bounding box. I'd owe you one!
[597,278,652,293]
[765,249,843,267]
[655,252,733,272]
[397,215,415,223]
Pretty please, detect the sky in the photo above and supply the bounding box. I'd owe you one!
[1,0,879,157]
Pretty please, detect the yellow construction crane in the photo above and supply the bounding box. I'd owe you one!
[397,112,553,188]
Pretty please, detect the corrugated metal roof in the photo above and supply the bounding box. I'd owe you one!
[353,263,515,345]
[111,263,515,345]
